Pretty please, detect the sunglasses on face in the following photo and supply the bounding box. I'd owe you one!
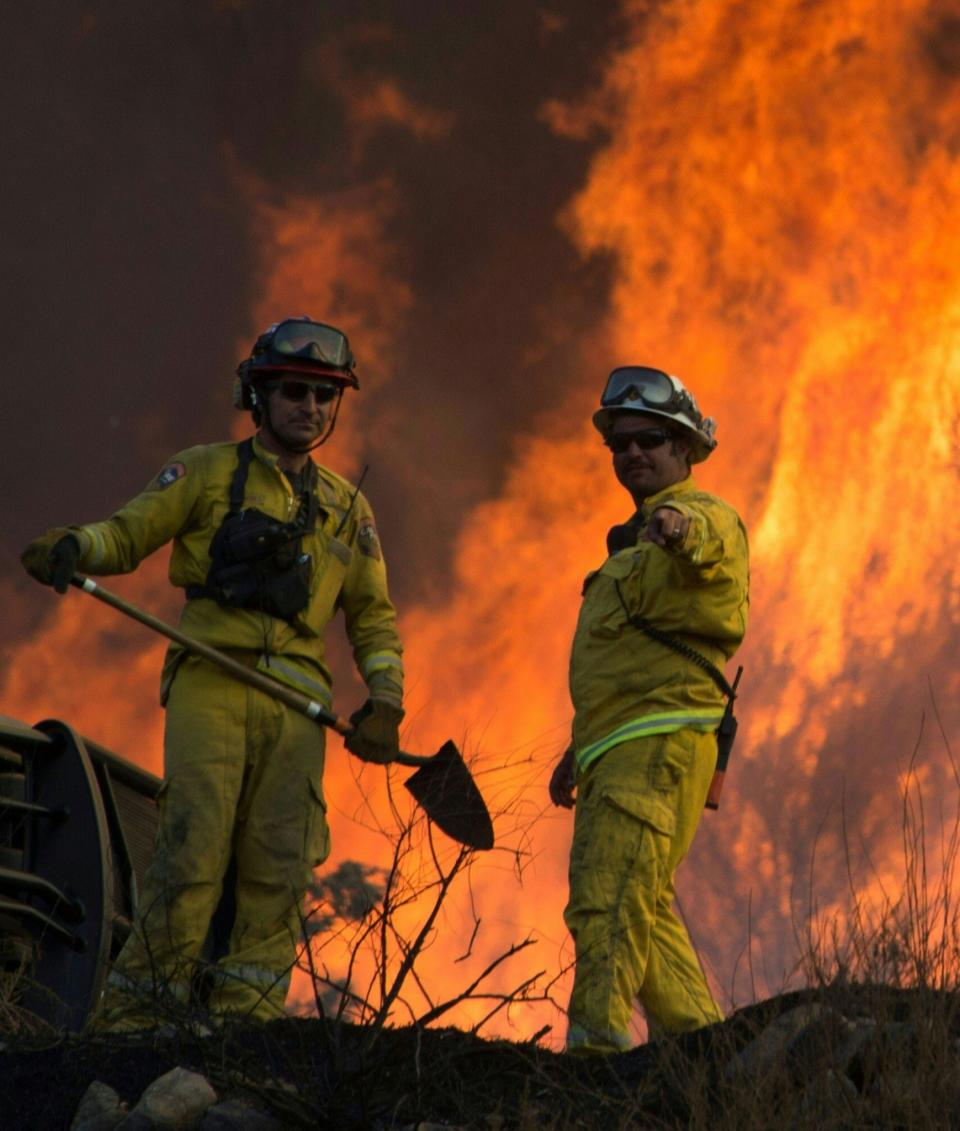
[605,428,676,454]
[270,380,340,404]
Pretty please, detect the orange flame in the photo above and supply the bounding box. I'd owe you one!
[546,0,960,1004]
[395,0,960,1028]
[6,0,960,1046]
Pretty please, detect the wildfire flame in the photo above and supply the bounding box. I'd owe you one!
[6,0,960,1045]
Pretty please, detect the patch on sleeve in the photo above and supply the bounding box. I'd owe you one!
[154,462,186,490]
[357,519,382,560]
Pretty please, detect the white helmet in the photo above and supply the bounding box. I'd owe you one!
[592,366,717,463]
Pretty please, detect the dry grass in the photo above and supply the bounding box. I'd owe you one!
[5,718,960,1128]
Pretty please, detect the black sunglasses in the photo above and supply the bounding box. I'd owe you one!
[271,379,340,404]
[605,428,675,454]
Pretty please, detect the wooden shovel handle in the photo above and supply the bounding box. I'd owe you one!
[69,575,428,766]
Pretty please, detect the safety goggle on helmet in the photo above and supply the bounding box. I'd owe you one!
[592,366,717,463]
[235,317,359,409]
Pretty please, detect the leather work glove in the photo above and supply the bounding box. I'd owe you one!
[20,530,81,594]
[344,699,405,764]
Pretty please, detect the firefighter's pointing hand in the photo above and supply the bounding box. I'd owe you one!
[646,507,690,550]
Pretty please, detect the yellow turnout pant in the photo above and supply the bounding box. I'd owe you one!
[100,655,330,1025]
[564,730,723,1052]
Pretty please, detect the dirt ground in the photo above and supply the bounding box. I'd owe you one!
[2,987,958,1129]
[0,1009,726,1130]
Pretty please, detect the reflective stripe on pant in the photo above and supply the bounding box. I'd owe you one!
[101,655,330,1024]
[564,730,723,1053]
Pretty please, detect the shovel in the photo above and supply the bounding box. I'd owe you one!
[67,575,494,851]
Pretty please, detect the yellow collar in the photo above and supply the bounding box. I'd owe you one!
[640,473,698,513]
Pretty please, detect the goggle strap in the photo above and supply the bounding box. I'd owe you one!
[601,367,703,426]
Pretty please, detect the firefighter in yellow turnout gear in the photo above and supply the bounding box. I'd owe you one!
[22,318,403,1024]
[550,366,748,1053]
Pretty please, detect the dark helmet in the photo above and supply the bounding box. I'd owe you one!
[234,316,359,410]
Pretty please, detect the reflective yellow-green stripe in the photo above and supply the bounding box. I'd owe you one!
[359,651,403,679]
[575,709,724,774]
[256,655,332,705]
[567,1021,633,1053]
[79,525,109,570]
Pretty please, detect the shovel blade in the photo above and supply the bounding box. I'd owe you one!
[403,740,494,851]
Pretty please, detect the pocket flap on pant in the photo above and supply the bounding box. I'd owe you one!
[601,785,676,838]
[305,777,330,867]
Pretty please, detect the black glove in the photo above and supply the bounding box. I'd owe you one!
[344,699,404,764]
[20,531,81,594]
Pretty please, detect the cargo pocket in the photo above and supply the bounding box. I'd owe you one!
[159,650,188,707]
[585,553,645,640]
[151,778,171,850]
[568,781,668,915]
[304,777,331,868]
[600,784,676,838]
[646,730,696,794]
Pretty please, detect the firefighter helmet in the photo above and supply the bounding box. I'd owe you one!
[592,366,717,463]
[234,317,358,410]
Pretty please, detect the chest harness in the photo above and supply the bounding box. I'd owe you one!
[186,439,318,623]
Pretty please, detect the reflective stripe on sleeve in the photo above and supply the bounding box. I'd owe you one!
[359,651,403,680]
[78,525,109,570]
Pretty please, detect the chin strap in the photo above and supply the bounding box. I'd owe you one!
[306,387,345,450]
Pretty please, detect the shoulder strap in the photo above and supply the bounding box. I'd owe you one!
[228,438,256,513]
[614,579,738,700]
[297,459,320,533]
